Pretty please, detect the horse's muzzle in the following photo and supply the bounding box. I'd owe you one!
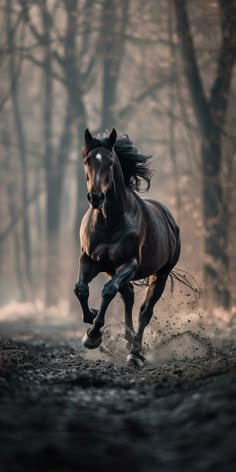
[87,192,105,209]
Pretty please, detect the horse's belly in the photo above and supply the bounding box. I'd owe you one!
[133,256,166,280]
[134,236,171,279]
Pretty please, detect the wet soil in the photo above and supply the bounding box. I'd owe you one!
[0,312,236,471]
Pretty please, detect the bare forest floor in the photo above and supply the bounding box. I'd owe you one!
[0,295,236,472]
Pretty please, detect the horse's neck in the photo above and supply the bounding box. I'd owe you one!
[101,156,128,225]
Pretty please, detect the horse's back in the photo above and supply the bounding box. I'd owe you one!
[145,200,179,237]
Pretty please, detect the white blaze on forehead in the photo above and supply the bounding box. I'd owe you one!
[96,153,102,161]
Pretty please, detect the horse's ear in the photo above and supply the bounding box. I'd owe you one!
[84,128,93,146]
[109,128,117,148]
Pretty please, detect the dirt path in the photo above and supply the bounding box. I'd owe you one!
[0,308,236,472]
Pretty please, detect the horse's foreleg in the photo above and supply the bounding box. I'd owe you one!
[82,259,138,349]
[128,267,171,366]
[74,252,100,325]
[119,283,135,347]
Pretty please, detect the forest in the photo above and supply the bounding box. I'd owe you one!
[0,2,236,472]
[1,0,235,311]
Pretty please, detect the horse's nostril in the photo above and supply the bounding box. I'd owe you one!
[87,192,105,208]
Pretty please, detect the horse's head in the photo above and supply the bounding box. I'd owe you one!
[82,129,117,209]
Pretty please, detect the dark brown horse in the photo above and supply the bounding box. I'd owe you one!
[74,129,181,366]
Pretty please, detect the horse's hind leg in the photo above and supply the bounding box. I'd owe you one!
[119,283,135,348]
[128,266,171,367]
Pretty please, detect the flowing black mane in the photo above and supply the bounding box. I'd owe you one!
[96,132,153,192]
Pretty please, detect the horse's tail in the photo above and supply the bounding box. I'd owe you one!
[169,268,202,302]
[133,269,201,302]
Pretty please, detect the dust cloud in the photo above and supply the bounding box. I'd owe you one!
[0,274,235,368]
[79,278,236,366]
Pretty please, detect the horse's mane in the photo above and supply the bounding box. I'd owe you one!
[96,131,153,192]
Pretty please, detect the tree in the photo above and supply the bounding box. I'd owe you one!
[6,0,33,291]
[174,0,236,308]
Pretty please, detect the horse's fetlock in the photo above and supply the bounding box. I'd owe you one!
[130,337,141,354]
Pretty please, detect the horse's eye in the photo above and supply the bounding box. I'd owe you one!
[84,156,90,166]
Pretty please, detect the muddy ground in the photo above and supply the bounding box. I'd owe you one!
[0,299,236,472]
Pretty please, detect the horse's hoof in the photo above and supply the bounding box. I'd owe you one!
[127,353,145,368]
[82,330,102,349]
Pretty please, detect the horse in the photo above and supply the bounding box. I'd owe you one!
[74,128,181,367]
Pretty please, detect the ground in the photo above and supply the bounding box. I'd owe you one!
[0,297,236,472]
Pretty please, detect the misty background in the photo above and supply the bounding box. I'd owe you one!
[0,0,235,319]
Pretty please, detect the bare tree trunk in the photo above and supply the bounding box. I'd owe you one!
[6,0,32,294]
[101,0,117,128]
[2,111,28,300]
[101,0,129,129]
[41,0,59,306]
[174,0,236,308]
[62,0,89,235]
[168,7,181,219]
[7,183,27,300]
[41,1,73,305]
[201,127,230,307]
[34,166,44,295]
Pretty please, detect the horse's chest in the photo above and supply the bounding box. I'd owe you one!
[91,238,122,263]
[83,228,136,267]
[82,229,113,258]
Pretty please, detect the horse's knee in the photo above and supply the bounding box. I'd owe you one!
[102,280,118,300]
[74,281,89,300]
